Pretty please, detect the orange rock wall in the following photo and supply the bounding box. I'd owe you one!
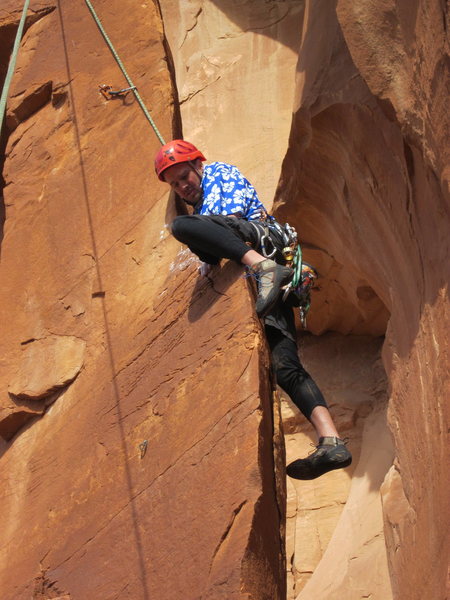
[159,0,305,209]
[283,334,393,600]
[0,1,284,598]
[274,1,449,598]
[1,1,448,599]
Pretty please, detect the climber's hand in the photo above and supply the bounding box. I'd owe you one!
[198,262,212,277]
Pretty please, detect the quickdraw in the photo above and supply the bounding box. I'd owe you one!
[85,0,165,144]
[254,215,318,327]
[260,226,277,258]
[269,219,318,328]
[249,220,277,259]
[99,84,137,100]
[253,216,297,260]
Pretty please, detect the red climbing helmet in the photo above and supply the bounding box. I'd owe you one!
[154,139,206,181]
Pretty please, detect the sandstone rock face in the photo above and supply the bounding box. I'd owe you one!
[8,335,86,400]
[159,0,305,209]
[0,1,284,599]
[0,1,448,599]
[1,335,86,441]
[274,1,449,598]
[283,334,393,600]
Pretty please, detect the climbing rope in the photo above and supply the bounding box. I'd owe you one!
[291,243,303,288]
[0,0,31,137]
[84,0,165,145]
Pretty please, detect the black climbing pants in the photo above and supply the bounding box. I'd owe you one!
[266,326,328,420]
[171,214,286,265]
[170,213,328,421]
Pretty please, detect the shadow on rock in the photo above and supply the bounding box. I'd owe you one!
[187,260,246,322]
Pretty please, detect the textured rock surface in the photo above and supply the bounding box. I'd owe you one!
[0,1,448,599]
[1,335,86,441]
[159,0,304,209]
[274,1,449,598]
[283,333,393,599]
[0,1,284,599]
[8,335,86,400]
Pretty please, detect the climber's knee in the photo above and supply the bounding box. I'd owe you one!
[170,215,190,241]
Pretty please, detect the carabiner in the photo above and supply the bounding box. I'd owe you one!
[282,282,293,302]
[99,84,137,100]
[260,231,277,259]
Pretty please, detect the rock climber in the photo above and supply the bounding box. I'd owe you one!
[155,139,352,480]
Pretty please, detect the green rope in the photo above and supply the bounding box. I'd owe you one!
[84,0,165,145]
[0,0,31,136]
[291,244,303,288]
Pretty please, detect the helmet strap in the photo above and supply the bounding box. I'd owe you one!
[182,160,203,208]
[188,160,204,184]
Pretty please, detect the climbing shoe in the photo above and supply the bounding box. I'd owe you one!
[251,259,293,318]
[286,436,352,480]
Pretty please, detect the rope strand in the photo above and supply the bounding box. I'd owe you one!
[84,0,165,145]
[0,0,31,136]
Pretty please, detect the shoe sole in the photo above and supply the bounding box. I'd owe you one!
[286,455,352,481]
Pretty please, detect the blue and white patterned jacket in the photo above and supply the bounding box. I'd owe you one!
[194,162,267,221]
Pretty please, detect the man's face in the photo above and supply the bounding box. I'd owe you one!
[163,161,203,205]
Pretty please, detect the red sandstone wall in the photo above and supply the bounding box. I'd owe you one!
[0,1,448,599]
[0,1,284,598]
[275,1,449,598]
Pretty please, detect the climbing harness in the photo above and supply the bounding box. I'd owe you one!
[249,221,277,259]
[0,0,30,136]
[84,0,165,145]
[277,221,318,327]
[289,253,318,328]
[249,217,295,261]
[250,216,318,327]
[99,84,137,100]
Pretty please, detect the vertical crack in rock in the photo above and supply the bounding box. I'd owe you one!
[272,390,287,591]
[154,0,183,139]
[208,500,247,573]
[0,137,5,250]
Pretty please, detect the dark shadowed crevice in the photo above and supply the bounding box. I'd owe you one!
[154,0,183,141]
[0,387,66,442]
[273,96,395,596]
[155,0,191,221]
[0,133,7,250]
[0,101,11,254]
[0,7,56,253]
[0,20,13,250]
